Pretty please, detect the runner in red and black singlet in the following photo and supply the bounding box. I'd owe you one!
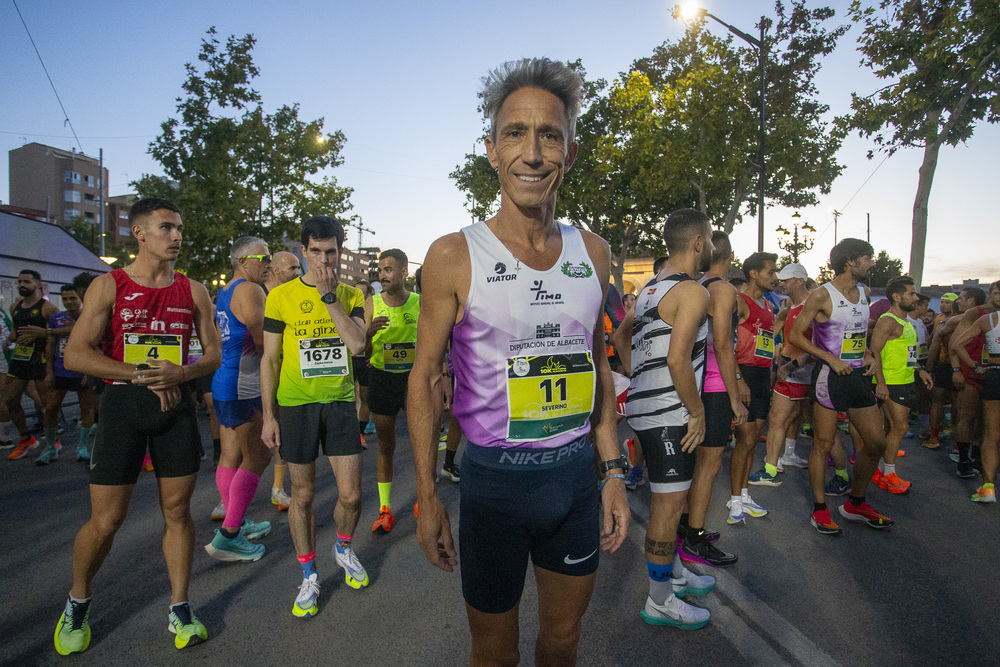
[53,198,221,655]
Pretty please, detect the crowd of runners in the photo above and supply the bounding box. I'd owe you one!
[2,57,997,665]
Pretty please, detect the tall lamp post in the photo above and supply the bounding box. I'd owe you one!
[680,5,767,252]
[776,213,816,263]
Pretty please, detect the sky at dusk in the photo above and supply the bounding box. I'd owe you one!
[2,0,997,286]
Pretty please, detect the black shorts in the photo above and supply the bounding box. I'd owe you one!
[353,356,370,388]
[213,397,262,429]
[933,361,955,392]
[8,360,45,382]
[367,366,409,416]
[635,425,696,493]
[739,365,772,421]
[812,364,877,412]
[982,368,1000,402]
[702,391,734,447]
[278,400,363,464]
[89,384,201,486]
[196,372,214,397]
[53,375,83,392]
[459,440,598,614]
[881,383,917,411]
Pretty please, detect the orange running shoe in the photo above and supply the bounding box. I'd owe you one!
[8,435,38,460]
[359,433,367,450]
[877,472,911,494]
[922,437,940,449]
[413,502,418,517]
[871,469,883,486]
[371,506,395,533]
[896,449,906,457]
[971,485,996,503]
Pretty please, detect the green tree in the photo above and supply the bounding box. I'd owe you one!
[135,28,353,281]
[841,0,1000,285]
[867,249,905,287]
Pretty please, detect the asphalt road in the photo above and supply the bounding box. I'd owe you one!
[2,405,999,666]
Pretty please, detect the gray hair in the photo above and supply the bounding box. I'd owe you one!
[482,58,583,143]
[230,236,268,270]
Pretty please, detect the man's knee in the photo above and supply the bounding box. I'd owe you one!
[89,508,128,539]
[338,490,361,514]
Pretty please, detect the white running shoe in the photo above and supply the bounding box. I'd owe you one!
[779,452,809,469]
[211,502,226,521]
[671,562,716,598]
[640,594,710,629]
[726,499,745,524]
[271,488,291,511]
[293,574,320,618]
[334,544,370,589]
[741,492,768,517]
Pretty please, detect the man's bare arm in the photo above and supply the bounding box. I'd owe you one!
[789,288,845,371]
[707,281,747,424]
[949,313,991,368]
[64,273,134,380]
[662,281,709,451]
[611,310,634,376]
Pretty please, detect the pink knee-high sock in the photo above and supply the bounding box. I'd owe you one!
[222,469,262,530]
[216,465,237,514]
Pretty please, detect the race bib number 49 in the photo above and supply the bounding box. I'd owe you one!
[383,341,415,372]
[840,331,866,361]
[299,337,349,378]
[123,334,182,365]
[506,352,595,442]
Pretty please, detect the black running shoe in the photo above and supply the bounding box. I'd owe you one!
[679,539,738,568]
[676,524,720,544]
[957,460,976,479]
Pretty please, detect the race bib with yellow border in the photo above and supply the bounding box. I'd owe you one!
[382,341,415,373]
[754,329,774,360]
[840,331,866,361]
[506,352,595,442]
[123,334,182,365]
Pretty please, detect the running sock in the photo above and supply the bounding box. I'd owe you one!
[730,494,741,506]
[44,426,57,450]
[335,531,352,554]
[878,460,886,474]
[444,448,456,467]
[972,445,982,461]
[378,482,392,510]
[78,425,93,449]
[930,427,940,439]
[765,463,779,477]
[679,513,690,529]
[215,465,237,511]
[273,464,285,490]
[957,442,971,463]
[646,560,673,605]
[884,463,896,476]
[835,468,849,482]
[848,495,865,507]
[740,487,750,497]
[814,502,827,513]
[222,469,262,531]
[784,438,797,458]
[298,551,317,578]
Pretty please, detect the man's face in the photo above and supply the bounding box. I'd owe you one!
[378,257,407,292]
[697,225,715,273]
[61,290,81,315]
[303,237,340,273]
[911,299,929,319]
[17,273,39,297]
[957,290,974,313]
[485,87,578,211]
[848,255,874,280]
[780,277,804,297]
[135,209,182,262]
[990,285,1000,309]
[921,309,935,326]
[940,299,955,316]
[753,261,779,292]
[240,243,271,286]
[271,253,301,285]
[898,285,918,312]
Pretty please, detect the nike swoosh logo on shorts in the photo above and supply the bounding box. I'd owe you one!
[563,549,597,565]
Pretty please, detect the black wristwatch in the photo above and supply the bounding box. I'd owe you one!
[599,456,631,475]
[321,291,336,304]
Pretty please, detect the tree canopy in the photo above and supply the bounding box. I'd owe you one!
[135,28,353,280]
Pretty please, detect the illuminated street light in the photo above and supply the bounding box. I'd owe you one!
[776,212,816,263]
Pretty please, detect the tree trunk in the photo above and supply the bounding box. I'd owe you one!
[721,173,749,233]
[908,138,942,286]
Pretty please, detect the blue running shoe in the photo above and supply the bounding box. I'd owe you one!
[624,465,646,490]
[824,475,852,496]
[204,530,265,562]
[239,518,271,540]
[748,468,782,487]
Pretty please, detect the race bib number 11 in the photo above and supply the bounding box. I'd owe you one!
[506,352,595,442]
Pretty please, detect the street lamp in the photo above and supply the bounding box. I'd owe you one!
[679,5,767,252]
[776,212,816,263]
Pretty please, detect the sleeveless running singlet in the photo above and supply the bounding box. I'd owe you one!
[212,279,262,401]
[451,222,601,448]
[699,275,737,393]
[736,293,776,367]
[963,306,988,367]
[908,315,928,364]
[812,282,869,369]
[370,291,419,373]
[878,312,917,385]
[49,311,82,378]
[986,313,1000,360]
[10,298,48,364]
[626,273,708,432]
[782,301,814,384]
[103,269,194,377]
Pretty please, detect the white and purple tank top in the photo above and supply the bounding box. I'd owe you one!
[451,222,602,450]
[812,282,869,369]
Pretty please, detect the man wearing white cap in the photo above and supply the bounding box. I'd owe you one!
[749,263,814,487]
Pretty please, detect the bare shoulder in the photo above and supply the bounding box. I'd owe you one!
[85,272,118,310]
[673,279,709,304]
[424,233,470,278]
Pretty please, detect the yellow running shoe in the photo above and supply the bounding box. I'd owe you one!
[54,598,91,655]
[293,573,320,618]
[167,604,207,649]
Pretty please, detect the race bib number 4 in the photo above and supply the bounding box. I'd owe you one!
[383,342,415,372]
[299,337,349,378]
[506,353,595,442]
[840,331,866,361]
[123,334,182,365]
[754,329,775,360]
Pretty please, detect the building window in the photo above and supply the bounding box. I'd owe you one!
[64,190,82,203]
[119,226,130,236]
[64,171,81,184]
[84,175,95,188]
[119,211,128,219]
[84,212,95,220]
[63,209,80,221]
